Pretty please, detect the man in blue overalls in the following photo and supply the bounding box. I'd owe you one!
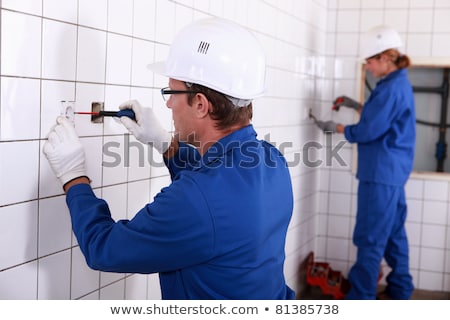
[43,18,295,299]
[315,25,416,299]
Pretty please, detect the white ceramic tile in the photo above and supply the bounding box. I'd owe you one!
[406,199,422,222]
[82,137,104,189]
[71,246,100,299]
[405,178,424,199]
[175,4,194,34]
[327,215,351,238]
[328,192,352,215]
[444,273,450,292]
[0,141,39,206]
[100,279,125,299]
[106,34,132,86]
[446,246,450,273]
[100,270,124,289]
[102,136,128,186]
[0,201,38,270]
[43,0,78,23]
[421,224,447,249]
[385,0,409,8]
[336,10,359,32]
[422,200,447,225]
[337,0,360,9]
[359,10,384,32]
[108,0,133,35]
[154,0,176,44]
[409,245,420,269]
[38,196,72,257]
[76,27,107,83]
[102,184,127,221]
[40,134,102,198]
[410,0,433,8]
[335,33,359,56]
[131,38,155,88]
[78,0,108,30]
[103,85,130,135]
[420,247,445,273]
[42,20,77,81]
[424,180,448,201]
[2,0,42,15]
[408,9,433,33]
[318,192,329,214]
[147,273,162,299]
[39,146,66,199]
[127,180,150,218]
[125,274,148,299]
[435,0,450,7]
[405,222,421,246]
[329,170,353,193]
[1,11,42,77]
[149,175,171,202]
[406,33,432,57]
[0,77,40,141]
[326,237,349,261]
[0,261,38,299]
[433,9,450,33]
[361,0,384,8]
[40,80,76,139]
[126,137,152,182]
[384,9,408,33]
[418,270,443,291]
[152,43,170,89]
[37,250,71,299]
[133,0,156,40]
[284,224,299,255]
[74,83,105,137]
[432,34,450,57]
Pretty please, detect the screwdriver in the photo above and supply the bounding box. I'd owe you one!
[74,109,136,120]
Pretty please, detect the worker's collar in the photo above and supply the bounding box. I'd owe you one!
[200,125,257,167]
[379,68,406,83]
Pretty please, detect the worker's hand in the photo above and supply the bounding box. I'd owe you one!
[43,116,87,186]
[332,95,361,112]
[315,120,337,133]
[119,99,172,154]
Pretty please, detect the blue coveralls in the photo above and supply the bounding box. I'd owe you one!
[66,125,295,299]
[344,68,416,299]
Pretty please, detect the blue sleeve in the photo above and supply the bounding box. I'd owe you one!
[66,180,214,274]
[164,142,201,179]
[345,88,397,143]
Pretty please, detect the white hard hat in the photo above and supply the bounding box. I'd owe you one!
[148,18,266,100]
[359,25,403,59]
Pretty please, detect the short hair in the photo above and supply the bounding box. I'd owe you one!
[186,83,252,130]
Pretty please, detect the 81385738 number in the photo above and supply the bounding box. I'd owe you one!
[275,304,339,315]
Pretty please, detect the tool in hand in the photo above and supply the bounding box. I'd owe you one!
[74,109,136,121]
[309,108,318,123]
[332,97,344,111]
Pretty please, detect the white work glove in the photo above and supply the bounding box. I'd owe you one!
[43,116,87,186]
[119,99,172,154]
[315,120,337,133]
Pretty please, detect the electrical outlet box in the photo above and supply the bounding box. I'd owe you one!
[91,102,104,123]
[60,101,75,123]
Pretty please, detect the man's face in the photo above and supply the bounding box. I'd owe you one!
[165,79,198,145]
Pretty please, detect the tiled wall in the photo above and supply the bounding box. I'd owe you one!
[318,0,450,293]
[0,0,325,299]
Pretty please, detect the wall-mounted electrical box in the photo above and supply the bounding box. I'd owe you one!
[60,101,75,123]
[357,58,450,180]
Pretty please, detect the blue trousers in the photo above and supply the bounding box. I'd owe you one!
[345,182,414,299]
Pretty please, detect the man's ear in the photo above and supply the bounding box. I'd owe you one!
[193,93,210,118]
